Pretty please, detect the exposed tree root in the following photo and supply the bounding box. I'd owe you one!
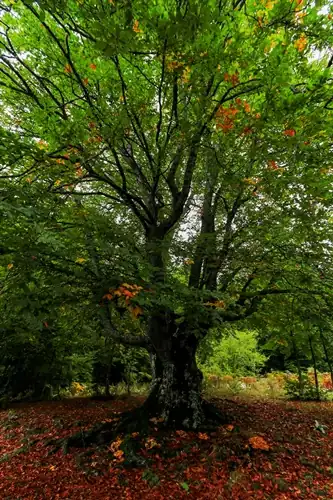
[46,397,228,458]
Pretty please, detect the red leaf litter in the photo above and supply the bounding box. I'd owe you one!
[1,397,333,499]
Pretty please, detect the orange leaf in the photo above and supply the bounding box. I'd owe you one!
[243,101,251,113]
[64,64,72,74]
[284,128,296,136]
[7,263,14,269]
[249,436,270,450]
[268,160,279,170]
[294,35,307,52]
[230,73,240,86]
[89,63,97,71]
[82,78,89,86]
[198,432,209,440]
[133,20,142,33]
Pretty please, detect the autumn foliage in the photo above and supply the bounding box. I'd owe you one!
[102,283,144,318]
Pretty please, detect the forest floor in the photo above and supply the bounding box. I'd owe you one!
[0,396,333,499]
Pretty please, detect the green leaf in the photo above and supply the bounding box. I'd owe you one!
[180,482,190,492]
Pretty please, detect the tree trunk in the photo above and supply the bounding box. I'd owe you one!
[104,373,110,398]
[52,323,224,453]
[290,331,303,398]
[309,335,320,401]
[142,232,221,429]
[145,332,205,429]
[320,330,333,388]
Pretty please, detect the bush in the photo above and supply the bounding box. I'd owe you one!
[284,374,326,401]
[199,329,267,377]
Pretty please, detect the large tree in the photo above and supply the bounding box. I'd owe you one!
[1,0,333,431]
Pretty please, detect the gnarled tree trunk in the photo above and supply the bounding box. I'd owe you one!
[146,330,204,428]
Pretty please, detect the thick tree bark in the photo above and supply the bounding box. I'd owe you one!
[143,230,223,429]
[145,331,205,428]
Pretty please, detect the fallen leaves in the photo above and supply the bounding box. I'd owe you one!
[1,397,332,499]
[249,435,270,451]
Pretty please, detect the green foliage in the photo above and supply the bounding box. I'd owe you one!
[284,375,326,401]
[199,329,267,377]
[0,0,333,415]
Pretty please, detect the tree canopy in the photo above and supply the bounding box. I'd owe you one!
[1,0,333,428]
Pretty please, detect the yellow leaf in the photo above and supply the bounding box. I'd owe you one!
[184,258,194,265]
[76,257,86,264]
[131,306,143,318]
[7,263,14,269]
[181,66,191,84]
[265,0,276,9]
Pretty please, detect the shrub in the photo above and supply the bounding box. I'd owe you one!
[284,375,326,401]
[322,374,333,390]
[199,329,267,377]
[70,382,85,396]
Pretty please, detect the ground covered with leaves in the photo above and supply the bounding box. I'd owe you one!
[1,396,333,499]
